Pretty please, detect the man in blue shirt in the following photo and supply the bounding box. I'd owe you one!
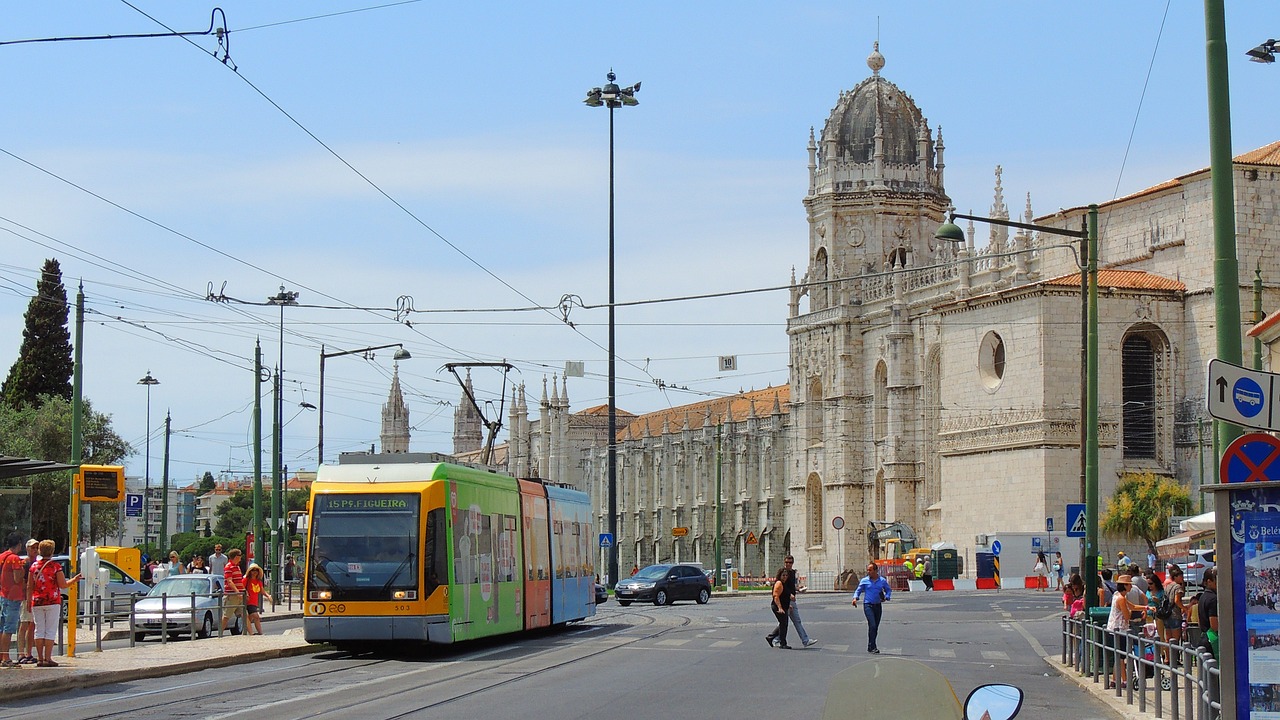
[852,562,892,653]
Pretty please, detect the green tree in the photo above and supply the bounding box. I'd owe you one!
[0,394,131,547]
[1101,471,1193,556]
[213,488,254,539]
[1,259,73,408]
[198,471,216,495]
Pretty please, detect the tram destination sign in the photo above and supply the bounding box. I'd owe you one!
[1207,358,1280,431]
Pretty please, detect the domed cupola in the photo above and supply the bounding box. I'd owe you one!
[808,42,946,198]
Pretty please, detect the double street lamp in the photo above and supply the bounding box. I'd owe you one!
[584,71,639,588]
[935,205,1100,609]
[318,343,411,465]
[137,371,160,550]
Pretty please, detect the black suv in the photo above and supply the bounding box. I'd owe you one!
[614,563,712,606]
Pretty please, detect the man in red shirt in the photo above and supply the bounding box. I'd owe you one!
[221,549,246,634]
[0,532,26,667]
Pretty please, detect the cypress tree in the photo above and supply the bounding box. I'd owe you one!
[1,258,74,408]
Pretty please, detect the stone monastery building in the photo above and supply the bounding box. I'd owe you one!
[449,45,1280,582]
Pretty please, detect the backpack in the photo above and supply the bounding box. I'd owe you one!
[1155,596,1174,621]
[30,559,61,606]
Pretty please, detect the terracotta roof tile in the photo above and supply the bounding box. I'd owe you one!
[1236,140,1280,166]
[620,386,790,440]
[1249,308,1280,339]
[1043,269,1185,292]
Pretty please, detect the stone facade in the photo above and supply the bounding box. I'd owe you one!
[450,46,1280,582]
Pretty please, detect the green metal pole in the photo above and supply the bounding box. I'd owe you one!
[1205,0,1243,451]
[160,413,170,552]
[253,341,264,567]
[1254,264,1263,371]
[70,283,85,547]
[1084,205,1100,612]
[714,423,722,588]
[271,367,282,597]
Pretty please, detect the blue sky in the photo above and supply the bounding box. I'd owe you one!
[1,1,1278,484]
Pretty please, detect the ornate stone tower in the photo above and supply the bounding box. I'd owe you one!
[452,369,483,455]
[380,363,410,453]
[788,43,953,573]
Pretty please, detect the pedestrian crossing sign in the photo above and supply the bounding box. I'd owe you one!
[1066,503,1086,538]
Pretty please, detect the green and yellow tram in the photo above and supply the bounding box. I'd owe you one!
[303,460,595,647]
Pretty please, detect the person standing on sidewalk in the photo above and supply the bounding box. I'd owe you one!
[27,540,81,667]
[765,565,793,649]
[0,532,25,668]
[220,549,246,634]
[1198,568,1219,660]
[16,539,37,665]
[244,563,273,636]
[209,544,228,577]
[852,562,892,654]
[920,554,933,591]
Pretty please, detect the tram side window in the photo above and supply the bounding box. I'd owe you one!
[425,508,445,596]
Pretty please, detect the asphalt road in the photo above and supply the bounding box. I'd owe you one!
[8,589,1121,720]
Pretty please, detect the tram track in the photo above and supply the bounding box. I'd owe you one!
[288,611,694,720]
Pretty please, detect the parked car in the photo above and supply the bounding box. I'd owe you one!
[614,563,712,606]
[1178,549,1215,586]
[595,582,608,604]
[132,573,242,641]
[54,555,148,617]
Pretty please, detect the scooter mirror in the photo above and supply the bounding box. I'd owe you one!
[964,684,1023,720]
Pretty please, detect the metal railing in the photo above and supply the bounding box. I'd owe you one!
[1062,614,1220,719]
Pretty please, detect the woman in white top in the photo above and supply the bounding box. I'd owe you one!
[1105,574,1148,689]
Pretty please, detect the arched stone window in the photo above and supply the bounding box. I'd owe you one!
[806,473,824,547]
[874,361,888,441]
[807,376,824,445]
[923,349,942,508]
[814,247,831,309]
[874,469,886,522]
[1121,326,1171,462]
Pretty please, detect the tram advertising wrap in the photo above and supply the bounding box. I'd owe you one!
[303,461,595,648]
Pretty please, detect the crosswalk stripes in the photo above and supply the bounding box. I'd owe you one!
[628,637,1017,662]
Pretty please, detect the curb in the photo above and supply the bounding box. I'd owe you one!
[3,640,328,703]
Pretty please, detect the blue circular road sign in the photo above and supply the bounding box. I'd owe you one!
[1233,376,1266,418]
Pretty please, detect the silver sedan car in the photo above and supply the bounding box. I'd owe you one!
[132,573,243,641]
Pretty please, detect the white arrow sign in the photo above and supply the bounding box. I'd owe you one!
[1207,358,1278,431]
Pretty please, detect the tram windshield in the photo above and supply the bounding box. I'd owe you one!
[309,493,419,600]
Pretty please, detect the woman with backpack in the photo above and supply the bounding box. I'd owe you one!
[27,540,81,667]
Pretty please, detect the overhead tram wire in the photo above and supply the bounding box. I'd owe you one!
[118,3,677,395]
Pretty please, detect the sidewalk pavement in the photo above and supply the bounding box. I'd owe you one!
[0,605,324,703]
[1046,654,1197,720]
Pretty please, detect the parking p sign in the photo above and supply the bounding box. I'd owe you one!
[125,493,143,517]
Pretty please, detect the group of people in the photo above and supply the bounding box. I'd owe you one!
[766,558,894,654]
[201,544,274,636]
[0,533,82,668]
[1061,551,1218,689]
[765,555,818,649]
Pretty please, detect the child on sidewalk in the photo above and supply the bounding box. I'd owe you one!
[244,564,273,636]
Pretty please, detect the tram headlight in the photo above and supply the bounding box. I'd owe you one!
[310,590,332,600]
[392,590,417,600]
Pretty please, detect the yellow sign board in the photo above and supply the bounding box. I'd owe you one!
[746,531,758,545]
[77,465,125,502]
[672,527,688,537]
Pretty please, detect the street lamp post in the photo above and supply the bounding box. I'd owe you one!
[935,205,1099,609]
[138,371,160,550]
[318,343,411,465]
[584,71,639,588]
